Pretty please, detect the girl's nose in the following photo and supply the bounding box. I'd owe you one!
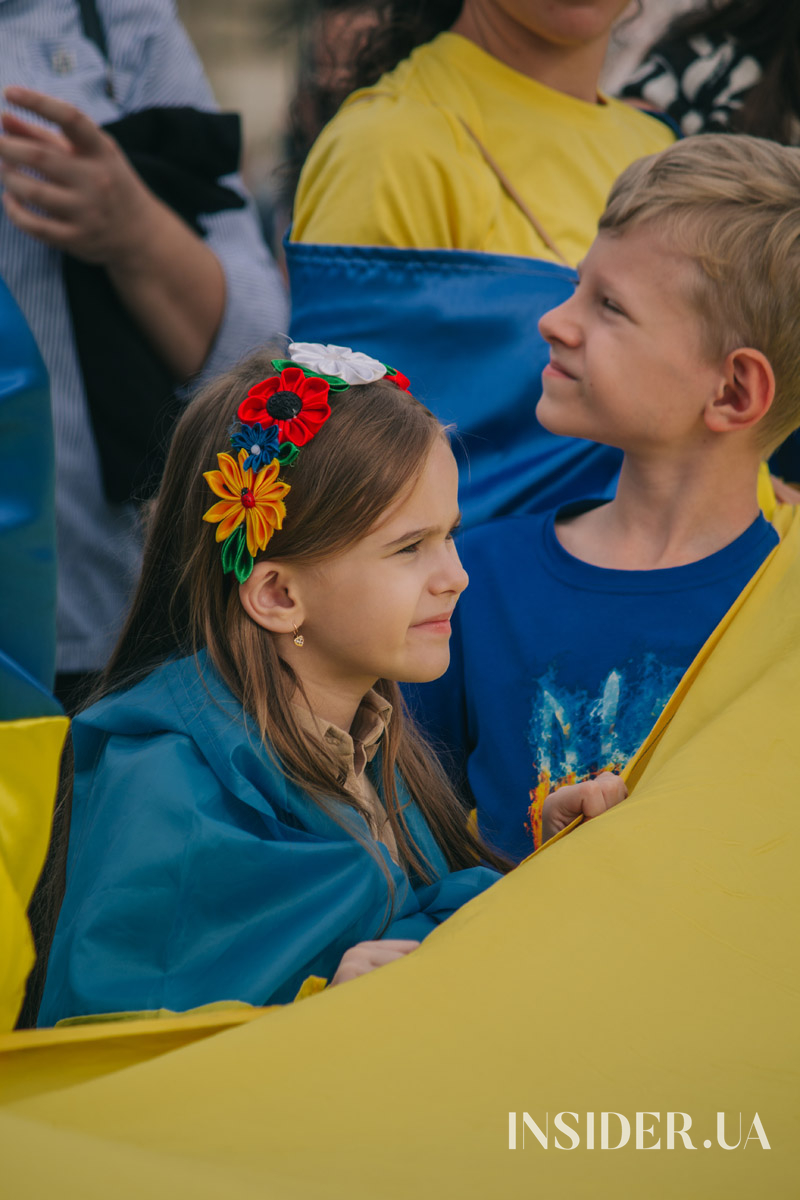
[433,549,468,597]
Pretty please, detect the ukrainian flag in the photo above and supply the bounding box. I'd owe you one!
[0,505,797,1196]
[0,278,68,1032]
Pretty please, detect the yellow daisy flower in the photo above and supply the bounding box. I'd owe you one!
[203,448,290,560]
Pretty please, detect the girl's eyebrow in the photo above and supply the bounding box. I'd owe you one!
[383,526,433,549]
[382,514,461,549]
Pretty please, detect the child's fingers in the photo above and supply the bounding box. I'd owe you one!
[577,780,609,821]
[372,939,421,953]
[331,939,420,986]
[591,771,628,811]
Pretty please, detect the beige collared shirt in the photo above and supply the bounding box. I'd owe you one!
[292,690,399,863]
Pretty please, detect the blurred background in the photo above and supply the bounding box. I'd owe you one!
[176,0,699,250]
[176,0,297,205]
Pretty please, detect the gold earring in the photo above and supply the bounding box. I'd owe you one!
[292,624,305,647]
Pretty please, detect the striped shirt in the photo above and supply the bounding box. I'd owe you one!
[0,0,288,671]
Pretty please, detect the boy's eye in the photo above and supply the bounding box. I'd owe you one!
[601,296,624,315]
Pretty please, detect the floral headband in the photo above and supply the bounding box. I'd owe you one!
[202,343,410,583]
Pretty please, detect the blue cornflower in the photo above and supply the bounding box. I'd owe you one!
[230,422,280,472]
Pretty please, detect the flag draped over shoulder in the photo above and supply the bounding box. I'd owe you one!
[0,278,67,1033]
[1,506,798,1195]
[288,242,623,527]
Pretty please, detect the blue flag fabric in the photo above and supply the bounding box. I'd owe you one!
[0,276,59,719]
[287,242,622,528]
[38,651,499,1024]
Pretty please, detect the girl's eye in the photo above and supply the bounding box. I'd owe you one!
[601,296,624,316]
[397,540,421,555]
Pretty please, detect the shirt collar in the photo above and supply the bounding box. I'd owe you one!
[292,689,393,778]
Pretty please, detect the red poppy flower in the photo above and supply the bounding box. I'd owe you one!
[387,367,411,391]
[237,367,331,446]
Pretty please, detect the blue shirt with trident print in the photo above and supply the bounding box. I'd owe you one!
[409,504,778,863]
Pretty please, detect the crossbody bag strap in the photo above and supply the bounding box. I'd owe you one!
[76,0,115,96]
[458,118,571,267]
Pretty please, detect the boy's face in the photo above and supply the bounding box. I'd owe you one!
[537,226,724,454]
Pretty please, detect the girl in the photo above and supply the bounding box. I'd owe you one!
[39,344,621,1024]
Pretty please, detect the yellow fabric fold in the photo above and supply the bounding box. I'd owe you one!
[0,715,68,1033]
[2,513,799,1195]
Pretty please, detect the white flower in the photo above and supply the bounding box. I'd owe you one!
[288,342,387,386]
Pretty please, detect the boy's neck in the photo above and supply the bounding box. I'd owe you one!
[555,447,763,571]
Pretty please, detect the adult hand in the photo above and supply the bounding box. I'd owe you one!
[0,85,161,268]
[0,85,226,379]
[542,771,627,843]
[331,939,420,986]
[771,475,800,506]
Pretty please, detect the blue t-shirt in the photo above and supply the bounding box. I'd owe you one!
[410,506,778,863]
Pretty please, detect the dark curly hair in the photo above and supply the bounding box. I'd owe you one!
[660,0,800,144]
[283,1,462,197]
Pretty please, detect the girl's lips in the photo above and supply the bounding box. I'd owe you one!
[411,613,453,632]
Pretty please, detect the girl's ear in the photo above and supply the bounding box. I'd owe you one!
[705,347,775,434]
[238,561,304,634]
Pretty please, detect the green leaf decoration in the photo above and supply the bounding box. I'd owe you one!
[221,525,253,584]
[270,359,350,391]
[276,442,300,467]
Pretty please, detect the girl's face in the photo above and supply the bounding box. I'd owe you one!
[288,438,468,697]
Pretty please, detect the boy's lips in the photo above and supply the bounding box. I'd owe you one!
[543,358,578,381]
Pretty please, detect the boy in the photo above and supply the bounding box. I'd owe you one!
[412,134,800,863]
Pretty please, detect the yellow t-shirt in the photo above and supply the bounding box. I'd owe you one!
[292,32,675,265]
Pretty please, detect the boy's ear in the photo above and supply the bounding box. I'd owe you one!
[705,347,775,435]
[238,561,304,635]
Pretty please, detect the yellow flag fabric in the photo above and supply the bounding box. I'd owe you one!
[1,512,799,1196]
[0,715,68,1033]
[0,1007,264,1105]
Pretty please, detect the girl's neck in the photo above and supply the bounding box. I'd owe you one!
[290,666,375,734]
[450,6,611,103]
[555,446,762,571]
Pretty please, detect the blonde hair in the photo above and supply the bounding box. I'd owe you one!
[599,134,800,452]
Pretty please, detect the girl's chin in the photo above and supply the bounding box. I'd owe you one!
[398,658,451,685]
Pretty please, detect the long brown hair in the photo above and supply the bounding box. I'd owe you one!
[96,347,509,882]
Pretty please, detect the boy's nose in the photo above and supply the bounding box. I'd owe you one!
[539,295,579,347]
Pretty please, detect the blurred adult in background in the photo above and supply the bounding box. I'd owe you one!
[260,1,381,264]
[620,0,800,487]
[600,0,700,94]
[0,0,288,712]
[286,2,382,193]
[287,1,674,530]
[620,0,800,143]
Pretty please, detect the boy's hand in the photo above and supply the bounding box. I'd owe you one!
[331,939,420,986]
[542,771,627,843]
